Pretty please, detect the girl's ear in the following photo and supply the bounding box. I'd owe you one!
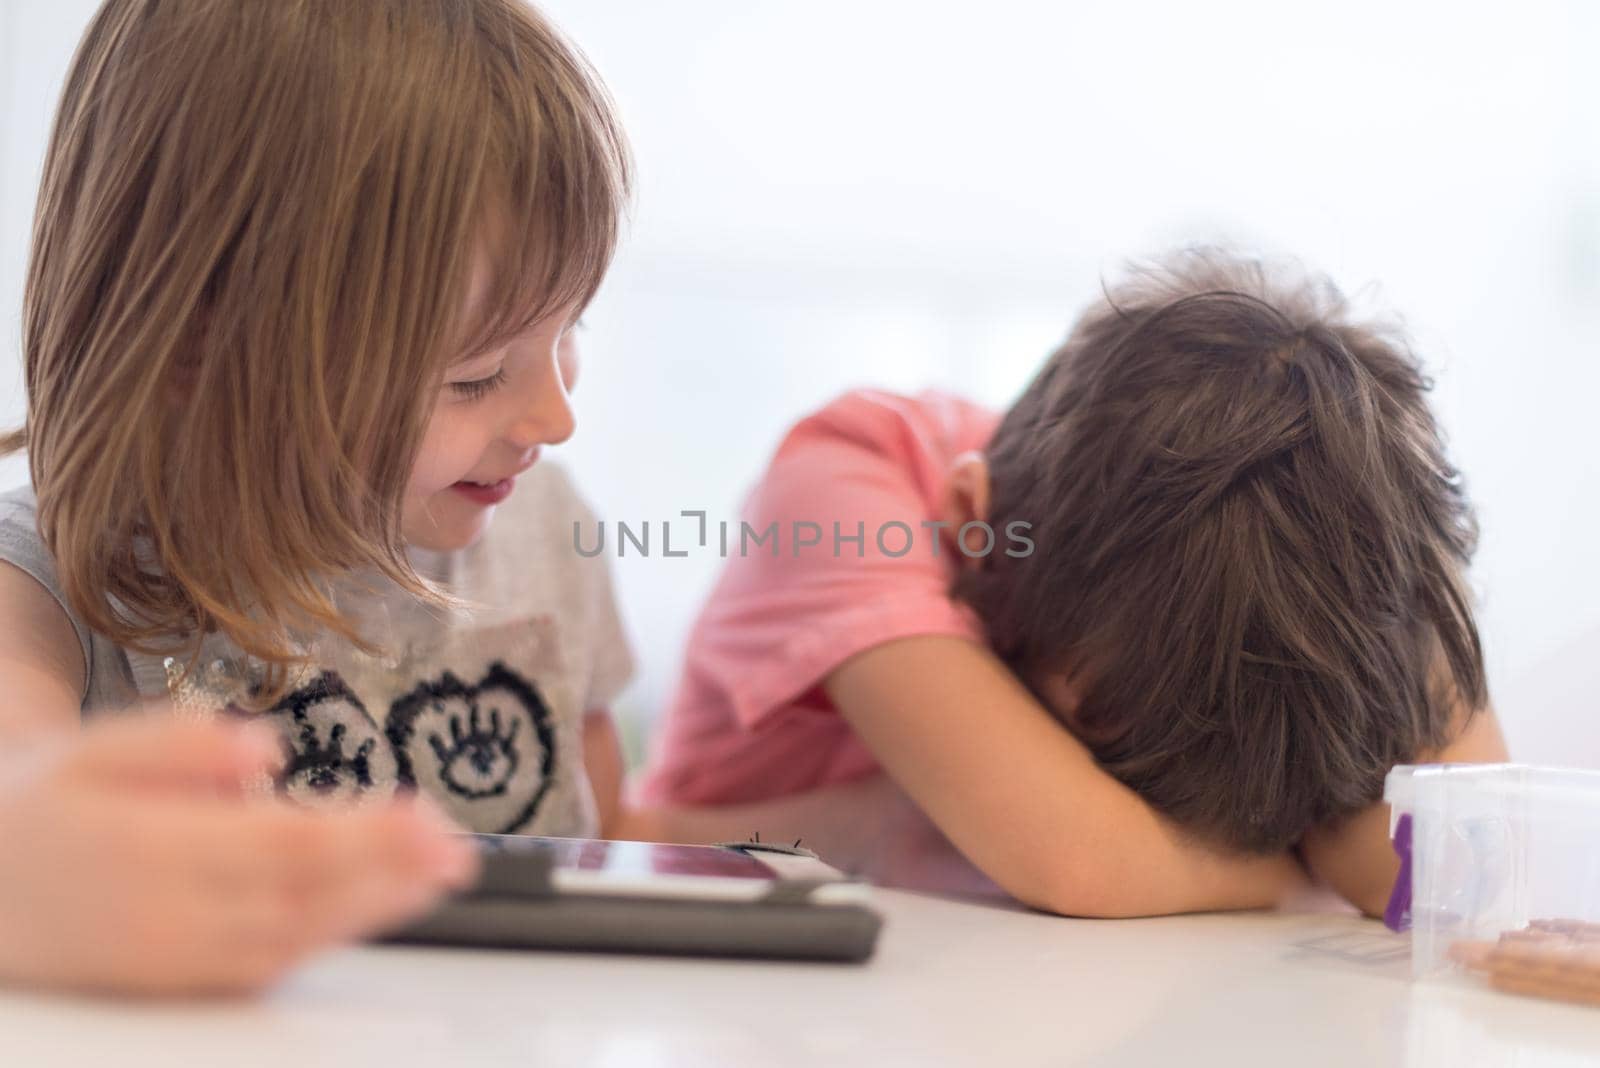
[940,451,992,565]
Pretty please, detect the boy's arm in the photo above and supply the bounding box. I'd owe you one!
[1299,704,1508,918]
[620,775,900,852]
[824,634,1306,917]
[627,775,1012,899]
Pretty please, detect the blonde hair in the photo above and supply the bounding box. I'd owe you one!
[6,0,630,690]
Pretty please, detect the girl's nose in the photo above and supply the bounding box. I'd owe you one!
[507,356,576,449]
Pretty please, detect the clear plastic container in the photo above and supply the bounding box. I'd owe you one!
[1384,763,1600,978]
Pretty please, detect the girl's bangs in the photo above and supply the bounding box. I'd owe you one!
[453,11,630,360]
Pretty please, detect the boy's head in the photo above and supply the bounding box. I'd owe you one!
[954,250,1486,853]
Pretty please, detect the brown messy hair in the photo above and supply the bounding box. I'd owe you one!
[5,0,630,690]
[957,250,1487,853]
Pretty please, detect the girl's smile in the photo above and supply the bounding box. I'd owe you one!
[401,272,579,553]
[449,446,544,506]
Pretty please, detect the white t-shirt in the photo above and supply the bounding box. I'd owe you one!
[0,461,634,837]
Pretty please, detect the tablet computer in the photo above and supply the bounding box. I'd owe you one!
[384,834,883,963]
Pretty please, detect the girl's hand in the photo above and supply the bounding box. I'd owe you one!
[0,713,480,996]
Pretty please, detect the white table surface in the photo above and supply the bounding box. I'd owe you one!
[0,888,1594,1068]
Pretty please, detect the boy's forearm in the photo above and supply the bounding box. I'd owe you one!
[1299,805,1397,918]
[1301,705,1509,918]
[615,775,910,870]
[619,765,1302,914]
[824,635,1303,917]
[1009,790,1307,918]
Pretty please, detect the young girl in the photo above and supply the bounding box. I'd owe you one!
[0,0,632,994]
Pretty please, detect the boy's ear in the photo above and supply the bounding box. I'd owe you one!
[941,451,992,563]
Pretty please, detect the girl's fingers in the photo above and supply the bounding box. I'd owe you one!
[184,793,479,953]
[68,713,284,793]
[1,727,476,996]
[18,742,478,994]
[281,797,480,944]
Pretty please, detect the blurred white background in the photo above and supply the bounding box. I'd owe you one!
[2,1,1596,765]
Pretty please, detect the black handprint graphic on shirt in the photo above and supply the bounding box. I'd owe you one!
[386,662,556,833]
[428,701,521,800]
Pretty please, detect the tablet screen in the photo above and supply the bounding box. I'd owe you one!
[536,838,779,880]
[472,834,788,900]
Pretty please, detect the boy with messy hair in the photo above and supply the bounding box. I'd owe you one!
[635,249,1507,917]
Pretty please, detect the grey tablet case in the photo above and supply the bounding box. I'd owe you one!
[384,835,884,963]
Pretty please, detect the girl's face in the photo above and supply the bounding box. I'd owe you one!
[402,255,581,553]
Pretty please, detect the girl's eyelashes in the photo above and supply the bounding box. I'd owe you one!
[447,315,583,398]
[448,367,508,401]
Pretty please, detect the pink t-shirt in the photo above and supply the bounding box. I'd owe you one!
[638,388,1001,805]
